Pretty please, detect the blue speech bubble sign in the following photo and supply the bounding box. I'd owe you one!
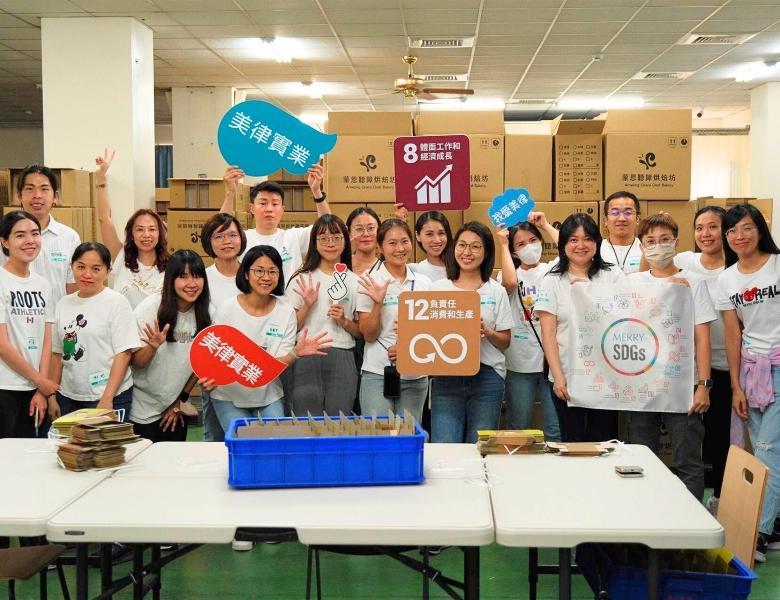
[217,100,338,177]
[488,188,536,228]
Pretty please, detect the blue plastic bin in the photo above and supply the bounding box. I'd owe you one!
[224,416,426,489]
[607,555,757,600]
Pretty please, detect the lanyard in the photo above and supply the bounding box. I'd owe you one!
[608,238,636,271]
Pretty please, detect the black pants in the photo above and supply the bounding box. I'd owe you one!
[703,369,732,497]
[552,393,618,442]
[132,418,188,443]
[0,388,37,439]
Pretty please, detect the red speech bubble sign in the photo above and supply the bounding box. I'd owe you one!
[190,324,287,388]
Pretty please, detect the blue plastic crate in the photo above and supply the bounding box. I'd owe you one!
[224,415,426,489]
[608,555,757,600]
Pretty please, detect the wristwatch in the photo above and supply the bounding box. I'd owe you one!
[314,191,327,204]
[695,379,714,389]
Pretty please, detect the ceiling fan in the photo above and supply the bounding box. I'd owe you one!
[393,55,474,100]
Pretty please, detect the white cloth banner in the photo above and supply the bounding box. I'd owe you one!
[568,282,695,413]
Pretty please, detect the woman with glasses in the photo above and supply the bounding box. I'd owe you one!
[599,191,642,274]
[536,213,624,442]
[201,213,247,311]
[346,207,381,275]
[287,215,360,415]
[429,221,514,443]
[717,204,780,562]
[206,245,332,430]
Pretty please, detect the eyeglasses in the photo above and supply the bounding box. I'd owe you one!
[725,224,757,238]
[248,267,280,278]
[212,232,240,242]
[642,237,676,250]
[316,234,344,244]
[350,225,377,235]
[455,241,484,253]
[607,209,637,218]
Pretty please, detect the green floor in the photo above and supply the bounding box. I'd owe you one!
[8,426,780,599]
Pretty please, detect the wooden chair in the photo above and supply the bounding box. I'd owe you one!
[717,444,769,568]
[0,545,70,600]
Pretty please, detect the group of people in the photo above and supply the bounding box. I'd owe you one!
[1,154,778,562]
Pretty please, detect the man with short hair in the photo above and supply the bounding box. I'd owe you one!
[220,164,331,282]
[0,166,80,306]
[600,190,642,273]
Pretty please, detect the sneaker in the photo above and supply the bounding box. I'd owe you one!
[767,530,780,551]
[705,495,719,516]
[232,539,253,551]
[756,534,768,563]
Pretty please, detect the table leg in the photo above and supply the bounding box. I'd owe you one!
[558,548,571,600]
[463,547,479,600]
[647,548,659,600]
[100,543,113,596]
[151,545,161,600]
[529,547,538,600]
[132,545,144,600]
[76,543,89,600]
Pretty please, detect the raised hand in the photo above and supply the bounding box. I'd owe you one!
[294,274,321,307]
[357,273,391,305]
[94,148,116,180]
[496,225,509,247]
[223,166,245,195]
[295,327,333,357]
[308,163,324,196]
[143,321,171,349]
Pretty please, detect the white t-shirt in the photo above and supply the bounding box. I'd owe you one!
[355,263,432,378]
[599,238,642,274]
[111,249,165,309]
[206,263,239,312]
[210,295,297,408]
[430,278,515,378]
[626,269,717,326]
[0,215,80,307]
[674,252,727,370]
[130,294,198,425]
[716,254,780,356]
[54,287,141,402]
[497,262,556,374]
[288,267,359,350]
[0,268,54,390]
[243,227,310,285]
[535,267,624,383]
[409,260,447,283]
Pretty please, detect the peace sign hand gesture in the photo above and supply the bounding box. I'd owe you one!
[95,148,116,182]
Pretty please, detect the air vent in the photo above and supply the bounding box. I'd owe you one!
[679,33,756,45]
[508,99,555,105]
[632,71,693,80]
[420,74,468,82]
[408,37,475,49]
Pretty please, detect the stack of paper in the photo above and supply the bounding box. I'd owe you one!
[57,416,137,471]
[476,429,546,456]
[52,408,116,437]
[57,443,95,472]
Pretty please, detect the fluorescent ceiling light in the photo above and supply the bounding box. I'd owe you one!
[735,61,779,82]
[258,38,294,63]
[417,98,505,111]
[299,82,324,99]
[557,97,645,110]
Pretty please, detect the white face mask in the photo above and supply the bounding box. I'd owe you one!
[516,241,543,265]
[643,241,676,267]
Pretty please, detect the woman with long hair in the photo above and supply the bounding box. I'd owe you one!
[346,207,381,276]
[49,242,141,422]
[536,213,623,443]
[356,219,432,423]
[287,215,360,415]
[430,221,514,443]
[411,211,452,283]
[130,250,211,442]
[717,204,780,562]
[94,148,169,307]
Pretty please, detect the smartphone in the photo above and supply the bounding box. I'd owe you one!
[615,465,644,478]
[383,364,401,398]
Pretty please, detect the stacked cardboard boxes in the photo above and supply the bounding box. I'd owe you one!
[553,118,604,202]
[505,124,553,203]
[696,197,773,229]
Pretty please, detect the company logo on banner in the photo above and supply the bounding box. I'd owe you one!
[568,282,694,413]
[217,100,337,177]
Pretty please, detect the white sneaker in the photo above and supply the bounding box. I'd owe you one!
[705,495,719,516]
[232,539,253,551]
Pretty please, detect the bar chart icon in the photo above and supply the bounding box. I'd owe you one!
[414,164,453,205]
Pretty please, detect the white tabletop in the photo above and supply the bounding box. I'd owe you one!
[0,437,151,537]
[48,443,495,546]
[488,444,724,549]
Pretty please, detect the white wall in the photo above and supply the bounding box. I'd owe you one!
[691,134,751,199]
[0,128,44,166]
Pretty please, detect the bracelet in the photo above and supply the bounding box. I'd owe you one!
[178,391,190,402]
[314,192,327,204]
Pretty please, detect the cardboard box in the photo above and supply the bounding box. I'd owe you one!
[534,201,600,262]
[644,200,696,253]
[414,111,505,135]
[3,206,92,241]
[553,119,604,202]
[267,168,308,183]
[603,109,692,200]
[326,111,412,136]
[468,134,505,203]
[505,133,553,202]
[168,178,226,210]
[155,188,169,203]
[696,197,773,229]
[166,209,220,255]
[10,168,92,207]
[0,169,12,206]
[325,136,397,202]
[279,211,317,230]
[598,200,649,241]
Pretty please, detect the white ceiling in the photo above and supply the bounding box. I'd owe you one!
[1,0,779,126]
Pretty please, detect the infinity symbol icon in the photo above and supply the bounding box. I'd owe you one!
[409,333,468,365]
